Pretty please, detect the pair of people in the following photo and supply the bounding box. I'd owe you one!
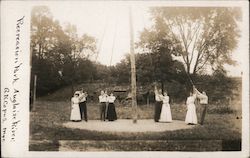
[185,86,208,125]
[99,90,117,121]
[70,90,88,122]
[154,86,172,123]
[154,85,208,125]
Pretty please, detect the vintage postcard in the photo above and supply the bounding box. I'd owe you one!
[1,1,249,158]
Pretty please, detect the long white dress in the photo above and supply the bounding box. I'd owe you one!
[70,97,81,121]
[185,95,198,124]
[159,96,172,122]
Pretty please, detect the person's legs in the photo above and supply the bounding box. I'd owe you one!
[154,102,158,122]
[200,104,207,125]
[83,102,88,121]
[158,102,162,121]
[100,103,103,121]
[154,101,161,122]
[79,102,84,120]
[100,103,106,121]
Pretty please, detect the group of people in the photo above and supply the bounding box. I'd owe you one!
[154,85,208,125]
[70,85,208,125]
[70,89,117,122]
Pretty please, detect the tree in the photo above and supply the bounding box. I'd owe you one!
[137,26,186,91]
[149,7,241,75]
[31,6,62,60]
[62,23,97,90]
[110,57,130,84]
[31,6,98,96]
[31,6,67,95]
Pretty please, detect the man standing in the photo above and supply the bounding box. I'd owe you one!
[194,88,208,125]
[99,90,107,121]
[199,91,208,125]
[154,85,163,122]
[79,89,88,122]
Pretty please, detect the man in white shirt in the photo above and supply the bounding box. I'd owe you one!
[194,87,208,125]
[79,89,88,122]
[154,85,163,122]
[199,91,208,125]
[99,90,107,121]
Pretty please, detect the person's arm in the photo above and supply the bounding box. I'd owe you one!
[78,93,83,100]
[107,96,110,103]
[159,94,164,101]
[166,96,170,104]
[194,88,203,98]
[84,92,88,97]
[99,95,103,103]
[154,85,158,94]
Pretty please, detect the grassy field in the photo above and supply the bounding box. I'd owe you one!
[29,96,242,151]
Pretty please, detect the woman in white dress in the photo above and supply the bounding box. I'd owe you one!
[70,92,81,122]
[185,91,198,125]
[159,92,172,122]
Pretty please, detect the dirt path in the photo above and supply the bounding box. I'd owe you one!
[62,119,194,132]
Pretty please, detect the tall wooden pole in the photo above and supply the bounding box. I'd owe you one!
[129,6,138,123]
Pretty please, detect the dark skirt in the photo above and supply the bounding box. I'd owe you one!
[106,103,117,121]
[154,101,163,122]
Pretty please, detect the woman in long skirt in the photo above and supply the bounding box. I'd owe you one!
[70,92,81,121]
[185,92,198,125]
[106,93,117,121]
[159,92,172,122]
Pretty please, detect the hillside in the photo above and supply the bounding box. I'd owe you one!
[39,77,242,106]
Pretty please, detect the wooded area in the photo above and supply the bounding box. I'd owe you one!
[30,6,242,103]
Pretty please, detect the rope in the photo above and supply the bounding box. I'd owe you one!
[95,8,109,63]
[140,7,157,83]
[109,14,118,66]
[184,68,195,86]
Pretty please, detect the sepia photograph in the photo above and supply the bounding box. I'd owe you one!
[1,1,249,157]
[28,2,246,152]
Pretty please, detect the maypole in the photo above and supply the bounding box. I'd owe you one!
[129,6,138,123]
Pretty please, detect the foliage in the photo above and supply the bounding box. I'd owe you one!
[145,7,242,75]
[31,6,97,96]
[31,6,241,99]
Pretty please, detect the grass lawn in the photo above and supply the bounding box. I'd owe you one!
[29,98,242,151]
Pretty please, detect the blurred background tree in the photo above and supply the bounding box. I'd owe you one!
[148,7,241,75]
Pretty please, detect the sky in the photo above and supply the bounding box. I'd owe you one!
[45,2,245,77]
